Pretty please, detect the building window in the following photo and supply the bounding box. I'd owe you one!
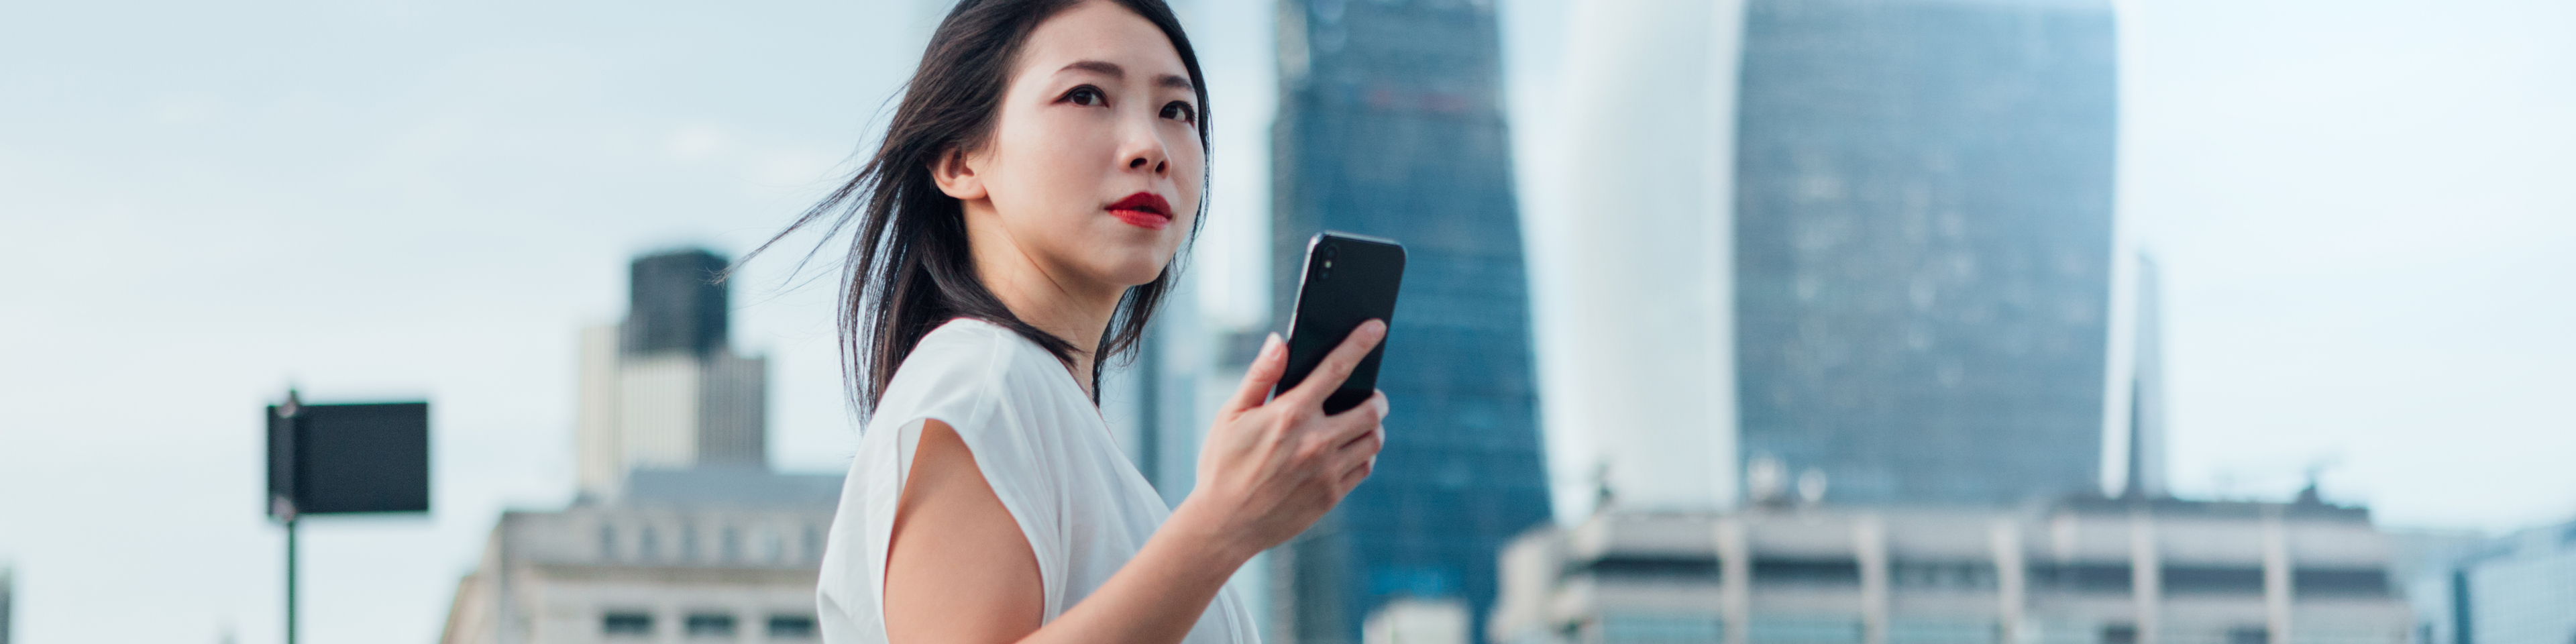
[1752,558,1862,586]
[640,527,660,561]
[1570,556,1719,582]
[769,614,819,639]
[2101,624,2138,644]
[764,528,787,564]
[2028,563,2131,594]
[599,525,619,560]
[602,612,653,637]
[804,525,823,562]
[685,613,737,638]
[2292,568,2389,596]
[722,526,743,562]
[682,526,701,562]
[2226,627,2269,644]
[2163,566,2265,594]
[1891,561,1997,590]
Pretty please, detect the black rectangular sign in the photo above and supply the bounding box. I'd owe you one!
[266,402,430,516]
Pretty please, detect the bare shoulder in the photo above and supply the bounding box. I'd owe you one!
[884,418,1044,644]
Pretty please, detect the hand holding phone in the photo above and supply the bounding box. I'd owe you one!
[1178,232,1402,560]
[1273,231,1405,414]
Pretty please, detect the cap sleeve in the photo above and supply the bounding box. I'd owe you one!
[869,321,1070,619]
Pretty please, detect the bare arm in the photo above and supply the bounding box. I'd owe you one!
[882,418,1044,644]
[882,321,1391,644]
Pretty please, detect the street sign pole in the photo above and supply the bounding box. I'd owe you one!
[284,515,298,644]
[262,387,429,644]
[274,389,302,644]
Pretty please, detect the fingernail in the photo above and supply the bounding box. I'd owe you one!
[1263,333,1283,357]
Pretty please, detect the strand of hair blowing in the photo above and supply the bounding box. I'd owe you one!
[744,0,1212,419]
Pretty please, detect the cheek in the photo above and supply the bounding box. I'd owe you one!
[987,115,1112,225]
[1173,148,1208,232]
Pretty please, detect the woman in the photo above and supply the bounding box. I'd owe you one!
[763,0,1390,642]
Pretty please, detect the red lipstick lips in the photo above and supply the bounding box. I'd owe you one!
[1108,192,1173,231]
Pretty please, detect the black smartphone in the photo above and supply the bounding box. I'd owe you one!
[1273,231,1405,414]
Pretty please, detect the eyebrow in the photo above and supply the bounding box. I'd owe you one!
[1058,60,1196,93]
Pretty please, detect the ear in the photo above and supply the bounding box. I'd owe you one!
[930,146,989,201]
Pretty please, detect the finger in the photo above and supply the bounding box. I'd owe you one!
[1334,419,1385,456]
[1282,319,1387,408]
[1336,451,1377,493]
[1218,333,1287,415]
[1328,391,1390,448]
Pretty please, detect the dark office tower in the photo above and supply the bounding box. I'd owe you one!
[1732,0,2118,504]
[578,248,768,498]
[1271,0,1552,642]
[622,249,731,356]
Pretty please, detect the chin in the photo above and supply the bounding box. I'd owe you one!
[1095,254,1174,288]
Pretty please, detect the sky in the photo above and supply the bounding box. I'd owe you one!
[3,0,2573,643]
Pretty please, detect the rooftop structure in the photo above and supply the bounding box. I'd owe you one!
[439,468,839,644]
[1492,494,2410,644]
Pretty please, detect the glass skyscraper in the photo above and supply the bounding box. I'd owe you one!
[1731,0,2119,504]
[1270,0,1553,641]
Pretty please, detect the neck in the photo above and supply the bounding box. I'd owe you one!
[965,209,1124,399]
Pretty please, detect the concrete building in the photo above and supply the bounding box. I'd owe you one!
[1271,0,1556,640]
[1548,0,2121,509]
[2404,519,2576,644]
[439,468,839,644]
[1491,495,2410,644]
[578,249,769,500]
[444,248,820,643]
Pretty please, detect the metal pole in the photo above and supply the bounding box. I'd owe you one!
[286,517,298,644]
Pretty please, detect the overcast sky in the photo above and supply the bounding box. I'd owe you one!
[3,0,2572,643]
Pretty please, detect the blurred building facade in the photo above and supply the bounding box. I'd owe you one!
[578,248,769,500]
[439,469,837,644]
[1731,0,2119,505]
[1492,496,2411,644]
[1552,0,2122,508]
[2404,519,2576,644]
[446,248,826,643]
[1271,0,1556,641]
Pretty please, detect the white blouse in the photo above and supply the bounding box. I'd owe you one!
[816,318,1259,644]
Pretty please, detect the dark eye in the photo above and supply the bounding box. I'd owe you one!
[1161,100,1197,123]
[1063,85,1107,107]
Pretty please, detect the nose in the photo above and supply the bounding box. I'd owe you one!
[1122,118,1169,176]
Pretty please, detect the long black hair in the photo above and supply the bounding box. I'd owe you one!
[751,0,1211,416]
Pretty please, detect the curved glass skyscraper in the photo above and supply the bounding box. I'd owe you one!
[1549,0,2120,511]
[1730,0,2119,504]
[1270,0,1554,641]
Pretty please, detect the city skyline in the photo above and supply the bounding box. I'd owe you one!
[5,0,2576,643]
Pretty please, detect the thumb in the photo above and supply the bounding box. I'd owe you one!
[1219,333,1286,415]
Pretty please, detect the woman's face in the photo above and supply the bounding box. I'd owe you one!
[941,0,1203,292]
